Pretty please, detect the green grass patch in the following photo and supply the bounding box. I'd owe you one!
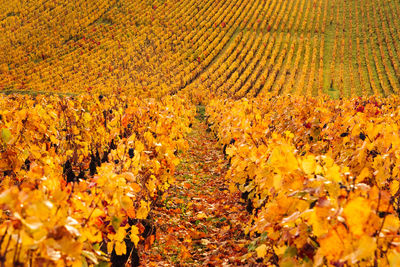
[196,105,206,121]
[327,86,340,99]
[322,21,336,95]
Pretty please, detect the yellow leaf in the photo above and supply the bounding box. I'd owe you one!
[122,172,136,182]
[269,145,298,172]
[229,182,237,193]
[50,135,58,144]
[357,235,376,260]
[308,209,328,237]
[388,251,400,267]
[273,174,282,190]
[390,180,399,196]
[383,214,400,232]
[197,212,207,219]
[172,157,180,166]
[83,227,102,243]
[115,241,126,255]
[131,182,141,193]
[137,200,149,219]
[274,245,286,256]
[317,224,346,260]
[1,128,11,144]
[120,195,133,210]
[115,227,127,242]
[72,260,82,267]
[356,167,369,183]
[19,230,35,247]
[302,155,316,175]
[131,225,139,235]
[58,236,83,258]
[107,241,114,254]
[130,225,140,247]
[135,140,144,153]
[255,244,267,258]
[343,197,371,236]
[146,175,156,195]
[325,164,342,183]
[24,217,43,231]
[91,208,105,219]
[83,112,92,122]
[127,207,136,218]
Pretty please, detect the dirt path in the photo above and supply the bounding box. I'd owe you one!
[142,113,255,266]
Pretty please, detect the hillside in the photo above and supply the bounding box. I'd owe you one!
[1,0,400,266]
[1,0,400,97]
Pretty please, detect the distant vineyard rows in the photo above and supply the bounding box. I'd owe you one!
[1,0,399,97]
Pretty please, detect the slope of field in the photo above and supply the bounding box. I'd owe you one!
[0,0,195,96]
[184,0,400,98]
[1,0,399,97]
[2,0,400,266]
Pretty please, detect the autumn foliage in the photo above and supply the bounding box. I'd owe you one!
[0,93,194,265]
[207,95,400,265]
[0,0,400,265]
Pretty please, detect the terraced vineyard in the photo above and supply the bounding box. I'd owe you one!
[1,0,400,266]
[183,0,400,98]
[1,0,400,97]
